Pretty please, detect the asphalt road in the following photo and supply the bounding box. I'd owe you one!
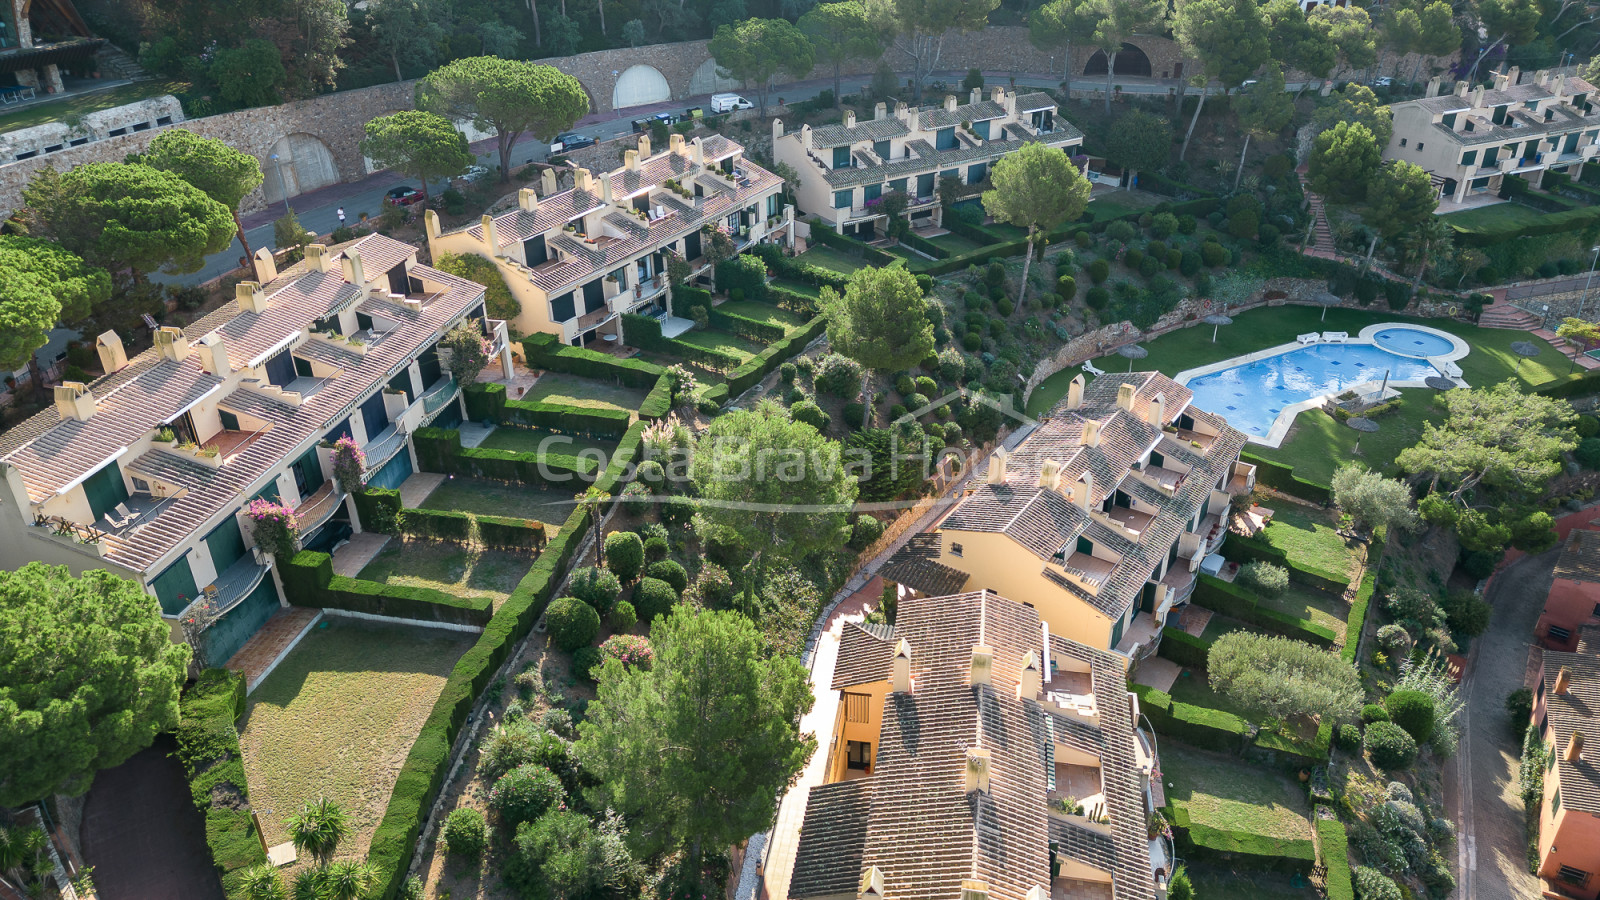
[160,69,1314,288]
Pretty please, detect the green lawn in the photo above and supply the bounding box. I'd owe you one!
[719,300,810,332]
[239,619,473,855]
[796,245,868,275]
[675,328,765,362]
[929,232,986,255]
[477,426,615,458]
[1183,864,1319,900]
[1160,742,1314,839]
[1259,583,1350,642]
[522,371,647,413]
[357,540,533,609]
[1439,201,1548,233]
[0,80,188,134]
[416,476,573,526]
[1169,664,1253,720]
[1250,505,1357,583]
[773,279,823,300]
[983,222,1030,241]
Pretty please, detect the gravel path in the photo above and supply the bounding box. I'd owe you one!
[1446,550,1553,900]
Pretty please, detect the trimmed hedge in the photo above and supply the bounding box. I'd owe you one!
[477,515,547,550]
[463,381,506,422]
[280,551,493,627]
[1318,814,1354,900]
[1253,720,1333,765]
[709,306,788,343]
[724,315,829,397]
[521,332,663,387]
[1159,626,1212,668]
[1193,574,1338,647]
[353,487,402,533]
[458,445,598,485]
[402,508,473,542]
[1168,804,1317,871]
[1341,532,1384,664]
[921,237,1030,277]
[808,220,898,265]
[503,398,631,439]
[1223,532,1348,594]
[750,242,850,290]
[1448,202,1600,245]
[1131,682,1250,752]
[639,373,672,420]
[1241,451,1331,505]
[175,669,267,900]
[622,312,745,373]
[899,229,951,259]
[414,426,463,474]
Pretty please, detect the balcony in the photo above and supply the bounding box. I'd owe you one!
[1043,670,1099,724]
[1195,513,1225,554]
[1169,427,1215,451]
[362,425,408,477]
[1137,464,1186,495]
[201,427,272,465]
[611,275,669,315]
[1062,552,1113,587]
[1227,462,1257,496]
[1104,505,1155,538]
[202,552,271,616]
[1159,564,1197,605]
[420,375,458,417]
[293,480,341,534]
[1049,762,1108,824]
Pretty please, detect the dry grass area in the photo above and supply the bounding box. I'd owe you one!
[238,619,473,856]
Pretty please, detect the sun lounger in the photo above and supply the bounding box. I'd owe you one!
[1297,333,1320,344]
[1436,359,1462,378]
[115,502,141,522]
[1082,359,1106,377]
[1322,331,1349,343]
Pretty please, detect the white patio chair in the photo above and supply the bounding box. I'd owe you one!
[115,502,141,522]
[1297,333,1320,344]
[1082,359,1106,377]
[1322,331,1349,343]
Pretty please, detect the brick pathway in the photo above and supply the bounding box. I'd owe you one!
[225,607,321,691]
[331,531,390,576]
[398,472,445,508]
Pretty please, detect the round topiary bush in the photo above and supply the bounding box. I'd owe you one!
[1087,258,1111,284]
[1125,248,1146,269]
[633,576,679,623]
[572,645,602,680]
[695,563,735,608]
[937,347,966,382]
[545,597,601,651]
[1178,214,1197,234]
[643,535,670,562]
[489,764,565,829]
[843,402,867,428]
[942,422,963,445]
[1200,242,1228,267]
[568,566,621,615]
[1576,438,1600,469]
[906,392,931,411]
[1058,275,1077,302]
[1364,720,1418,769]
[895,374,916,395]
[1179,251,1201,277]
[1384,689,1437,743]
[1238,561,1289,596]
[1107,220,1137,242]
[646,559,688,594]
[1577,415,1600,438]
[791,399,830,432]
[705,527,750,569]
[996,297,1014,316]
[610,600,638,633]
[1075,230,1093,248]
[962,331,982,352]
[1361,703,1391,724]
[443,807,487,857]
[1339,722,1362,751]
[1376,623,1413,653]
[1086,286,1109,309]
[1139,254,1162,278]
[914,375,937,395]
[817,354,864,397]
[604,532,644,583]
[1353,866,1401,900]
[779,362,797,383]
[850,515,885,550]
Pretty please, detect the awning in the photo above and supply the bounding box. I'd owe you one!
[0,38,105,74]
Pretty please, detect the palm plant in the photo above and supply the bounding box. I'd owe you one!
[291,867,325,900]
[285,796,351,864]
[239,863,287,900]
[319,860,377,900]
[0,825,49,891]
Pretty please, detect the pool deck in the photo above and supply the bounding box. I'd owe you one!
[1171,323,1470,448]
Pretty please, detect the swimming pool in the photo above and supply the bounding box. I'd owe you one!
[1371,327,1457,358]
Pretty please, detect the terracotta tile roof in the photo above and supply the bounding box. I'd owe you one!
[790,779,873,898]
[920,99,1007,129]
[879,533,971,597]
[1541,627,1600,814]
[793,591,1157,900]
[833,621,898,690]
[1015,92,1056,112]
[1555,529,1600,584]
[821,127,1082,190]
[810,117,911,148]
[466,190,604,244]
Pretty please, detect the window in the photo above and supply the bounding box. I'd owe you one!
[1552,788,1562,817]
[1461,150,1477,166]
[1550,624,1573,643]
[844,692,871,723]
[1559,866,1592,888]
[967,162,986,183]
[873,139,891,159]
[766,194,779,217]
[1076,536,1094,556]
[864,183,882,204]
[1416,143,1424,151]
[550,291,576,323]
[1443,113,1457,128]
[936,127,957,150]
[973,120,991,140]
[132,477,151,493]
[950,542,963,557]
[1493,105,1508,125]
[1400,138,1407,147]
[832,145,852,168]
[889,178,907,194]
[834,189,853,209]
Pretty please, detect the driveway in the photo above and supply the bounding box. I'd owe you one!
[1445,550,1552,900]
[81,734,225,900]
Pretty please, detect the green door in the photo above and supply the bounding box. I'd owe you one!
[83,462,129,521]
[206,515,247,575]
[150,555,199,615]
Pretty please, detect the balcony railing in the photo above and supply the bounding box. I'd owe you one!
[362,426,408,477]
[205,552,271,616]
[294,480,341,533]
[421,375,458,417]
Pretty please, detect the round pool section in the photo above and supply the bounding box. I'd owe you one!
[1371,327,1457,358]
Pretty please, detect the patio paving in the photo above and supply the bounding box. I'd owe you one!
[1179,606,1212,637]
[1135,657,1181,693]
[331,532,390,576]
[398,472,446,507]
[224,607,321,692]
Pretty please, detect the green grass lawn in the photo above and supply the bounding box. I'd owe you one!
[522,371,647,413]
[719,300,810,332]
[773,279,823,300]
[1169,664,1254,719]
[477,426,615,458]
[1439,201,1548,233]
[929,232,986,255]
[357,540,533,609]
[1160,742,1313,839]
[239,619,473,855]
[1251,505,1357,582]
[675,328,765,362]
[1258,583,1350,641]
[796,245,868,275]
[0,80,188,134]
[416,476,574,526]
[1183,864,1319,900]
[983,222,1030,241]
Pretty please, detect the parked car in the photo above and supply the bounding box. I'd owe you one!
[458,164,490,183]
[1371,76,1393,88]
[385,185,424,206]
[712,93,753,113]
[553,131,595,151]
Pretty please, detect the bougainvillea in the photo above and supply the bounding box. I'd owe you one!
[330,436,366,493]
[247,498,300,559]
[598,634,653,670]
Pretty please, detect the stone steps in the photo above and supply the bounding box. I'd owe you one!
[94,44,147,81]
[1478,304,1542,330]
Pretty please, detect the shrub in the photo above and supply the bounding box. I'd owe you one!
[1578,415,1600,438]
[489,765,564,829]
[568,567,621,615]
[895,374,915,395]
[545,597,601,651]
[442,808,487,857]
[1506,687,1533,733]
[1151,212,1178,238]
[1087,258,1111,284]
[643,536,669,562]
[705,527,750,570]
[1125,247,1146,269]
[571,646,602,680]
[906,391,931,411]
[1353,866,1401,900]
[1058,275,1077,302]
[937,347,966,382]
[1364,721,1418,769]
[599,634,653,670]
[1461,548,1501,579]
[645,559,688,594]
[695,563,735,608]
[478,718,546,780]
[1139,254,1162,277]
[779,362,797,383]
[962,331,982,352]
[1238,560,1289,596]
[1166,249,1182,270]
[791,399,830,431]
[1376,623,1412,653]
[996,297,1014,316]
[1576,438,1600,469]
[1442,588,1491,636]
[1384,690,1437,743]
[1179,251,1201,277]
[1258,223,1280,247]
[1086,286,1109,309]
[817,354,864,397]
[1200,241,1228,267]
[850,515,885,550]
[632,577,678,623]
[842,402,866,428]
[1339,723,1362,750]
[603,533,644,583]
[610,601,638,633]
[1107,220,1137,242]
[1361,703,1391,724]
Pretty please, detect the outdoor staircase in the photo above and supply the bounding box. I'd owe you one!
[94,44,148,81]
[1304,190,1337,254]
[1478,302,1543,330]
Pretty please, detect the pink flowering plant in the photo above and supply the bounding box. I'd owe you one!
[330,436,366,493]
[599,634,653,670]
[247,498,300,559]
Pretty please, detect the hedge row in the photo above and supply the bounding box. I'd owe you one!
[366,423,648,898]
[1132,682,1250,753]
[1448,202,1600,245]
[402,508,473,542]
[461,383,633,440]
[750,242,849,290]
[1534,372,1600,398]
[1253,720,1333,766]
[412,426,598,487]
[521,332,663,387]
[279,550,494,627]
[709,306,788,343]
[922,237,1030,277]
[1318,813,1355,900]
[1341,531,1384,664]
[622,313,745,373]
[1168,804,1317,871]
[1158,626,1212,668]
[898,229,951,259]
[1222,532,1349,594]
[353,487,402,532]
[413,427,461,474]
[478,515,548,550]
[808,220,898,265]
[639,373,672,420]
[724,315,828,397]
[767,284,820,316]
[176,669,267,900]
[1240,451,1332,505]
[1193,573,1339,647]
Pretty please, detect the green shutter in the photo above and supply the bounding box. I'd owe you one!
[251,478,281,505]
[1076,536,1093,555]
[295,448,325,494]
[1109,611,1125,649]
[82,461,129,521]
[149,555,199,615]
[206,515,247,574]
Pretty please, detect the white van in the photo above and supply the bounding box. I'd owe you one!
[711,93,754,113]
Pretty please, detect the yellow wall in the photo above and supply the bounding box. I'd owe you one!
[938,530,1113,649]
[827,678,890,783]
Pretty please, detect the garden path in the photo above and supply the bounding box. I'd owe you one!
[330,532,389,576]
[224,607,321,692]
[1445,549,1552,900]
[398,472,445,508]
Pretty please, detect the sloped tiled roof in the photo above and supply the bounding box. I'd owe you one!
[811,116,911,148]
[1555,529,1600,584]
[822,125,1082,189]
[920,99,1007,129]
[1541,625,1600,814]
[833,621,898,690]
[790,779,873,898]
[879,533,971,597]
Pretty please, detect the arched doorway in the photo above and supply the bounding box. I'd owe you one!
[263,133,339,202]
[613,64,671,109]
[689,57,743,96]
[1083,43,1154,77]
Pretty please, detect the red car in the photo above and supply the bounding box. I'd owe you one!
[385,186,425,207]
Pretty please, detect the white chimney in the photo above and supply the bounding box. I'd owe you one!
[892,638,912,693]
[985,448,1008,484]
[197,333,230,377]
[154,327,190,362]
[969,645,994,687]
[874,101,887,119]
[96,330,128,373]
[691,137,705,167]
[1567,729,1585,761]
[1017,650,1041,701]
[1148,393,1165,426]
[1066,373,1084,410]
[599,171,614,204]
[252,246,278,283]
[1038,459,1062,491]
[970,87,981,106]
[482,214,500,254]
[670,132,686,156]
[944,94,958,112]
[236,281,268,314]
[519,188,539,212]
[423,208,442,240]
[1117,382,1136,411]
[625,148,640,171]
[858,867,886,900]
[54,382,95,421]
[305,243,331,273]
[772,118,785,141]
[340,248,366,287]
[962,882,991,900]
[963,750,991,793]
[637,135,652,158]
[540,168,558,196]
[1082,419,1101,447]
[844,109,857,128]
[1075,472,1093,511]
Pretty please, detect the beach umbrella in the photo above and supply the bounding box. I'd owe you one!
[1313,291,1342,321]
[1424,376,1456,390]
[1511,340,1541,371]
[1203,313,1233,343]
[1348,415,1379,454]
[1117,343,1148,372]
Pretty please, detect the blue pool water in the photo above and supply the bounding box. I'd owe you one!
[1186,344,1440,438]
[1371,327,1457,358]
